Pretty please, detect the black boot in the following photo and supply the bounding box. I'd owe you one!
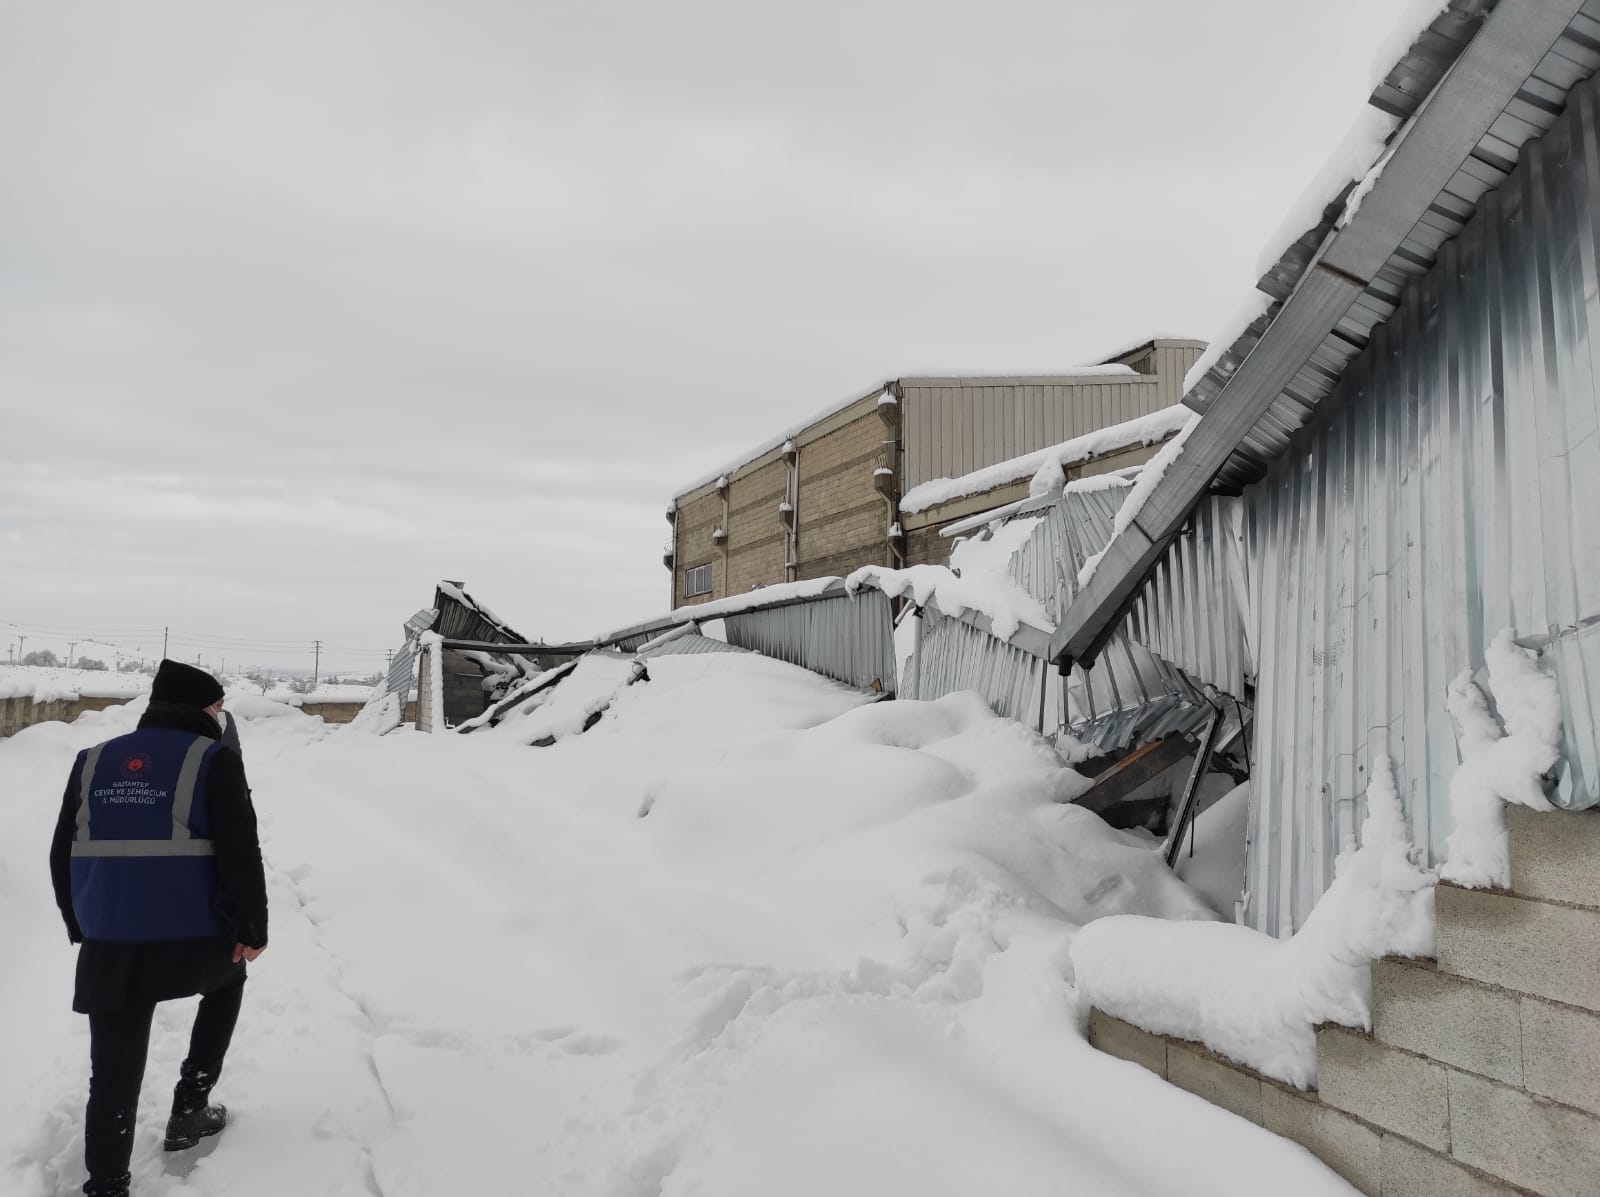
[163,1065,228,1152]
[82,1174,131,1197]
[164,1100,227,1151]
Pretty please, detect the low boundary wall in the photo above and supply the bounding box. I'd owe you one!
[0,695,409,738]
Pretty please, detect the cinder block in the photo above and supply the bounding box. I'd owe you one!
[1448,1069,1600,1197]
[1436,884,1600,1012]
[1262,1084,1381,1196]
[1372,959,1522,1085]
[1508,806,1600,909]
[1521,997,1600,1117]
[1316,1027,1450,1151]
[1379,1134,1520,1197]
[1167,1043,1264,1125]
[1086,1009,1167,1078]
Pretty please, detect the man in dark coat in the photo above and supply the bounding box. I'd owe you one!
[50,659,269,1197]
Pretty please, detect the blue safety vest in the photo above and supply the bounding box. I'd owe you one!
[69,728,228,942]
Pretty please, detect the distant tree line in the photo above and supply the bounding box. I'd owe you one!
[16,650,145,672]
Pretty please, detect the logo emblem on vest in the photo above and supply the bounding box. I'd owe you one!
[120,752,155,781]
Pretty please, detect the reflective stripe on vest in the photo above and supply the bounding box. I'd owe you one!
[71,736,216,857]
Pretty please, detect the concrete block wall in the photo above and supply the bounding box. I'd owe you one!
[793,409,891,579]
[0,693,397,735]
[903,525,949,568]
[299,700,415,725]
[724,455,790,597]
[1087,806,1600,1197]
[1,694,134,739]
[672,403,893,607]
[672,488,724,607]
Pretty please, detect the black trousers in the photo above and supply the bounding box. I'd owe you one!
[84,974,245,1183]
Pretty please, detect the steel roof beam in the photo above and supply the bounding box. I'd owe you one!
[1047,0,1585,668]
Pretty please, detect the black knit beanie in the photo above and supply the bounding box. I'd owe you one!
[150,659,226,709]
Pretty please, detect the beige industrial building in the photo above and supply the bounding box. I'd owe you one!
[666,337,1205,607]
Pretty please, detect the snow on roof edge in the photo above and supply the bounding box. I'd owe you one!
[900,405,1194,515]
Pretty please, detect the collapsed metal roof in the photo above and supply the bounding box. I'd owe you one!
[1053,0,1600,667]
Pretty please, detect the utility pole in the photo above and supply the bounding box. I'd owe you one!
[67,640,79,668]
[17,634,26,662]
[162,627,169,659]
[313,640,322,687]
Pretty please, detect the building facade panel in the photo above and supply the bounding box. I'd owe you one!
[898,366,1198,491]
[670,346,1204,598]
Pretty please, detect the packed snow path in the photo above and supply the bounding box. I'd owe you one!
[2,655,1357,1196]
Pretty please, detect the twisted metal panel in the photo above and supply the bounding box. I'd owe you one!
[1005,486,1127,623]
[914,603,1213,754]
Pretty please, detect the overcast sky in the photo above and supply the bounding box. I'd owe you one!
[2,0,1407,672]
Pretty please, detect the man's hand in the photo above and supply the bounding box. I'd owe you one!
[232,943,265,963]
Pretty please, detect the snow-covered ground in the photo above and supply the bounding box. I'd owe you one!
[0,666,375,707]
[1,653,1357,1196]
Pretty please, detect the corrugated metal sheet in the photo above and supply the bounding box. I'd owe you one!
[912,603,1215,753]
[381,607,434,702]
[1150,343,1208,407]
[1241,73,1600,935]
[1062,635,1218,753]
[603,621,680,653]
[1120,496,1254,699]
[350,607,432,731]
[1004,486,1127,624]
[638,633,752,659]
[432,583,528,644]
[913,482,1220,751]
[722,588,898,692]
[901,378,1173,491]
[916,608,1048,723]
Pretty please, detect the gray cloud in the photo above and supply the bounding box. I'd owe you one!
[3,0,1403,667]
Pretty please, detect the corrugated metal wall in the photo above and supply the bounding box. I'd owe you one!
[1121,496,1254,700]
[722,589,899,693]
[1147,343,1206,407]
[901,379,1167,490]
[916,608,1049,724]
[1242,78,1600,936]
[912,481,1217,752]
[1005,487,1127,624]
[912,602,1214,753]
